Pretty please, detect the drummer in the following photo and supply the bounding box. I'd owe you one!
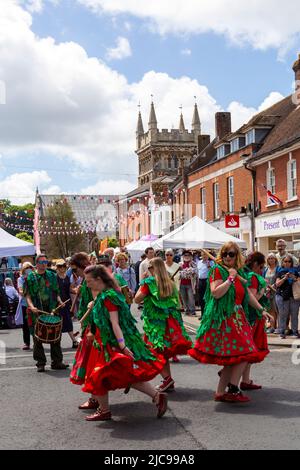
[25,254,69,373]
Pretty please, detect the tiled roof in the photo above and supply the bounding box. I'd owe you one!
[254,101,300,158]
[123,183,150,200]
[37,194,120,224]
[188,138,218,175]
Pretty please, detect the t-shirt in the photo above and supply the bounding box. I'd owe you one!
[249,275,259,291]
[104,298,118,312]
[180,262,193,286]
[140,284,150,296]
[18,276,27,307]
[210,267,245,305]
[276,268,298,300]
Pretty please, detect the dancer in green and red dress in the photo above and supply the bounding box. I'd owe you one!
[135,257,192,393]
[81,265,168,421]
[240,252,270,391]
[188,242,270,403]
[69,253,96,409]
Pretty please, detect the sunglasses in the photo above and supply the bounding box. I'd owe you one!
[38,261,48,265]
[283,260,292,263]
[166,254,173,257]
[222,251,237,259]
[57,265,66,268]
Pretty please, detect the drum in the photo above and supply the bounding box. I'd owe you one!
[34,314,62,344]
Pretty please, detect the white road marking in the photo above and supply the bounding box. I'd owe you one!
[4,351,76,359]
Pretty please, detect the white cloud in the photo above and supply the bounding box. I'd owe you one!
[0,2,287,203]
[106,36,132,60]
[228,91,285,132]
[77,0,300,53]
[181,49,191,56]
[0,171,61,204]
[81,179,136,195]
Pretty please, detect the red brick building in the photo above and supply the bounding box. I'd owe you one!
[248,56,300,255]
[187,54,300,255]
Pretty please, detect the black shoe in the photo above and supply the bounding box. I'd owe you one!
[37,365,45,373]
[51,363,69,370]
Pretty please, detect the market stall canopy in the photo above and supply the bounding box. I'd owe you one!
[126,239,157,263]
[0,228,36,257]
[154,217,247,250]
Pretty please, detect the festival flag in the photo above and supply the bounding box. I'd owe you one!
[262,185,283,205]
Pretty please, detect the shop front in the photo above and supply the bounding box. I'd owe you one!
[255,208,300,256]
[211,215,252,251]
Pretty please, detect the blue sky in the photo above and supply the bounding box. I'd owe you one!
[0,0,299,203]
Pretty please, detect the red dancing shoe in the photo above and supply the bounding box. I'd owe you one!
[154,392,168,418]
[214,393,226,402]
[172,356,180,363]
[240,381,262,391]
[222,392,250,403]
[85,408,112,421]
[155,376,175,392]
[78,398,99,410]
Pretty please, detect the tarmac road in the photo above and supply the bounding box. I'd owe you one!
[0,309,299,450]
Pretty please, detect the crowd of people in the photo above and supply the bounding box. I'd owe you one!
[0,237,299,420]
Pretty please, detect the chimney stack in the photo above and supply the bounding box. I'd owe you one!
[293,54,300,91]
[215,112,231,141]
[198,135,210,153]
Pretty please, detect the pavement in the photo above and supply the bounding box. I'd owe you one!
[0,310,300,450]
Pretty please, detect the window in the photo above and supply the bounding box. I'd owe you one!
[287,159,297,199]
[266,167,276,204]
[213,183,220,219]
[246,129,255,146]
[217,146,225,160]
[200,187,207,221]
[228,177,234,213]
[230,138,240,153]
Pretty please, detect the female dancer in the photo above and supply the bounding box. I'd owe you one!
[188,242,269,403]
[69,253,97,410]
[240,252,270,390]
[81,265,168,421]
[134,257,192,393]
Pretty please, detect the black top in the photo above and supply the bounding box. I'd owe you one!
[276,268,299,300]
[57,275,71,303]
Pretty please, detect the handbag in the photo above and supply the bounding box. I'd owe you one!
[292,279,300,301]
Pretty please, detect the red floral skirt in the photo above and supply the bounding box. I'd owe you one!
[188,307,261,366]
[70,329,93,385]
[251,318,269,363]
[82,332,166,396]
[145,316,192,360]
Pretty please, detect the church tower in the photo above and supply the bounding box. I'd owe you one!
[135,102,200,187]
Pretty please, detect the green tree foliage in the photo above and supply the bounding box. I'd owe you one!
[107,237,119,248]
[16,232,34,244]
[43,199,86,259]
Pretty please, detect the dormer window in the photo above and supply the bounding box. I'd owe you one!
[246,129,256,146]
[216,144,230,160]
[217,146,225,159]
[231,138,240,153]
[230,136,246,153]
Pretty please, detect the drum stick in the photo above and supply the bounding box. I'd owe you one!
[201,249,248,285]
[36,309,51,315]
[171,267,181,280]
[79,303,94,327]
[52,298,71,314]
[70,280,83,315]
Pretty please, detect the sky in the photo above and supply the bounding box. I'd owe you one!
[0,0,299,204]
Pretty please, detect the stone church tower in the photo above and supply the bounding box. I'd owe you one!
[136,102,201,187]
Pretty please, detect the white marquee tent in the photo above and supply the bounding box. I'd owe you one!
[153,217,247,250]
[0,227,36,257]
